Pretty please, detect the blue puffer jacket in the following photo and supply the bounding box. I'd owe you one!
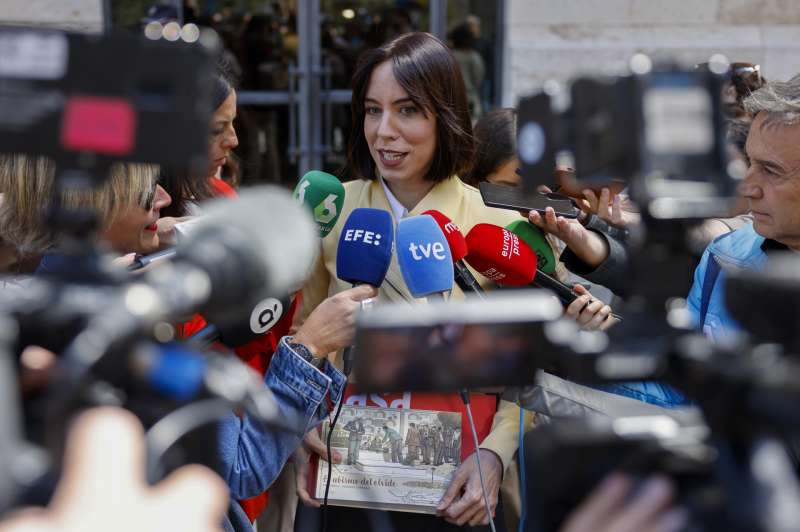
[686,222,767,343]
[596,224,766,408]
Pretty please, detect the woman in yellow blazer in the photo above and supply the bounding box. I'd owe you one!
[292,32,612,531]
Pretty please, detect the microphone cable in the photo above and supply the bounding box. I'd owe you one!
[518,407,527,532]
[460,390,497,532]
[322,296,374,532]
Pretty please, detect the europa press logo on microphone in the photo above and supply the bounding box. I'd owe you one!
[501,230,521,259]
[343,227,384,246]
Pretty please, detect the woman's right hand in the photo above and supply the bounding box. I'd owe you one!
[294,429,343,507]
[293,285,377,362]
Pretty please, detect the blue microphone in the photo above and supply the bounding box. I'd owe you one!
[396,215,454,298]
[336,208,394,375]
[336,208,394,286]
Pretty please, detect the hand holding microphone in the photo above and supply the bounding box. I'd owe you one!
[294,284,378,363]
[464,224,619,330]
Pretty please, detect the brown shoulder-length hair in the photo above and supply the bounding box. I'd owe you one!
[346,32,474,183]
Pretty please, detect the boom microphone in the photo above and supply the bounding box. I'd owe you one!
[174,186,318,313]
[396,215,454,298]
[59,186,318,372]
[504,220,556,275]
[293,170,345,237]
[422,210,484,297]
[336,208,394,374]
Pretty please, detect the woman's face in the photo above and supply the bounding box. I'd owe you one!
[208,90,239,177]
[101,184,171,255]
[363,60,437,187]
[485,157,521,187]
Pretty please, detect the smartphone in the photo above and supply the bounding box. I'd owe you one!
[479,182,582,219]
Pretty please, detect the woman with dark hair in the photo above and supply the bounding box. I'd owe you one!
[157,74,239,240]
[291,32,612,532]
[464,108,519,186]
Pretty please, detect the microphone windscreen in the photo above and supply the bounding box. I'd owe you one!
[177,186,318,309]
[396,215,454,297]
[505,220,556,275]
[464,223,537,286]
[206,293,292,347]
[422,209,468,262]
[293,170,345,237]
[336,208,394,285]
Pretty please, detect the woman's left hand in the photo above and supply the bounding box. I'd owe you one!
[564,284,618,331]
[436,449,502,526]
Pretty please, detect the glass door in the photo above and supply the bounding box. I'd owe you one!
[108,0,504,185]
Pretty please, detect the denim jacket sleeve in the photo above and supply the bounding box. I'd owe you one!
[218,336,346,500]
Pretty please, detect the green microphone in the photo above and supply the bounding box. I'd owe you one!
[293,170,345,237]
[505,219,556,275]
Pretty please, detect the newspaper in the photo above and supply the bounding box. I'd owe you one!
[314,405,462,513]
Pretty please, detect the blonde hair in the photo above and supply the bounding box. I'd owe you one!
[0,153,159,256]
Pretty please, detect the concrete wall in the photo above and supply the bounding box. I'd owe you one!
[0,0,104,33]
[504,0,800,105]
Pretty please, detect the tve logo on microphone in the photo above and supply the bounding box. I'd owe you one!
[396,215,454,297]
[408,240,447,261]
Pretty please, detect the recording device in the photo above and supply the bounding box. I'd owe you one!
[352,291,563,392]
[0,26,214,171]
[188,293,292,348]
[293,170,345,238]
[395,215,454,298]
[422,210,485,296]
[515,60,738,220]
[479,183,582,219]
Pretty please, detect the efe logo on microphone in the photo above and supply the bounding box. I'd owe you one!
[343,228,383,246]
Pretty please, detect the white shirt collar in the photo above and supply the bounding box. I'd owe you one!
[379,177,409,221]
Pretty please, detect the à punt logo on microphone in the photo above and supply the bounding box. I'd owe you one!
[343,228,383,246]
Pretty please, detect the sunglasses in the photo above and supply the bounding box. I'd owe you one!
[730,62,765,97]
[140,179,158,211]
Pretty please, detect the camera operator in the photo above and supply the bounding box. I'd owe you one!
[688,75,800,342]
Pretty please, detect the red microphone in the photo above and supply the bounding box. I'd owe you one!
[464,223,580,305]
[423,210,485,297]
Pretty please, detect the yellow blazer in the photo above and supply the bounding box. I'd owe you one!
[295,176,562,471]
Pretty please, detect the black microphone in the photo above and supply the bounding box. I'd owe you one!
[188,293,292,348]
